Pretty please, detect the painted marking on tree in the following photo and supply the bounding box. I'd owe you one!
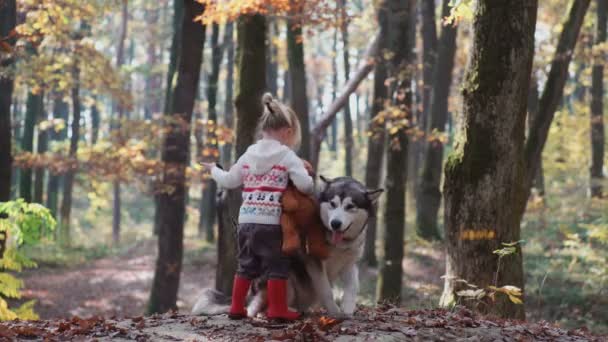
[459,229,496,240]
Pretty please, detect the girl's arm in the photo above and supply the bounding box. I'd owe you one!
[285,152,314,194]
[210,156,245,189]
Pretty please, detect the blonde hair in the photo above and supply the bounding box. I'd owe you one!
[258,93,301,149]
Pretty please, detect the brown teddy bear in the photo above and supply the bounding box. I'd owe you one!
[280,162,330,259]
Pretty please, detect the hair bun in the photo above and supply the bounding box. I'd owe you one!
[262,92,274,105]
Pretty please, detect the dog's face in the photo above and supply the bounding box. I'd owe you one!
[318,176,383,245]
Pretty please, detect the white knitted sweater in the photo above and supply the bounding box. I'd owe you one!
[211,139,314,225]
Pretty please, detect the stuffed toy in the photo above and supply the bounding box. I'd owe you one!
[280,162,330,259]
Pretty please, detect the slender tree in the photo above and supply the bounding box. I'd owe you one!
[147,0,206,314]
[59,56,82,247]
[145,4,162,120]
[266,20,278,95]
[90,97,100,144]
[200,23,224,241]
[0,0,16,207]
[420,0,438,121]
[524,0,591,198]
[46,98,68,218]
[416,0,458,241]
[287,9,310,160]
[112,0,128,245]
[20,90,43,202]
[216,14,266,296]
[363,44,388,267]
[376,0,416,304]
[154,0,184,236]
[339,0,354,176]
[33,100,48,204]
[221,21,235,167]
[590,0,606,198]
[330,29,338,153]
[527,75,545,196]
[440,0,538,319]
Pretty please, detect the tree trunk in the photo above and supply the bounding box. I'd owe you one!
[59,60,82,247]
[145,4,161,120]
[33,102,48,204]
[287,14,310,160]
[90,97,100,144]
[147,0,206,314]
[155,0,185,236]
[339,0,354,176]
[524,0,591,198]
[200,23,223,242]
[47,98,69,219]
[527,75,545,196]
[266,20,278,95]
[221,21,235,167]
[376,0,416,305]
[416,0,458,241]
[112,0,129,245]
[420,0,438,121]
[216,14,266,296]
[590,0,606,198]
[20,91,42,202]
[330,28,338,153]
[363,56,387,268]
[440,0,537,320]
[0,0,16,210]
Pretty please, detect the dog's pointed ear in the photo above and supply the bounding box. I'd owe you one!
[319,175,333,186]
[366,188,383,204]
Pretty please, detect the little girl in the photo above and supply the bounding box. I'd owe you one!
[204,93,313,321]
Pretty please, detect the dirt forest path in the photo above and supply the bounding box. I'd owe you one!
[19,240,217,319]
[17,240,445,320]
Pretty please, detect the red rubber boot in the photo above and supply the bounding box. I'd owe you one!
[266,278,300,321]
[228,276,251,319]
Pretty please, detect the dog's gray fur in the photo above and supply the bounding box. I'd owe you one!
[192,176,382,318]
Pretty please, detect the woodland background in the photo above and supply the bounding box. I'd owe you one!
[0,0,606,336]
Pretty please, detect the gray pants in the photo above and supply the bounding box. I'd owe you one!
[237,223,289,279]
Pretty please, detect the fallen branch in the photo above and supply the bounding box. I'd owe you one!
[310,33,380,170]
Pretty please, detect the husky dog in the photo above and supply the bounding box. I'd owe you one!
[192,176,382,318]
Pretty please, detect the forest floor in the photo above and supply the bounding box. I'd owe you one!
[15,238,445,320]
[8,237,605,341]
[0,305,603,341]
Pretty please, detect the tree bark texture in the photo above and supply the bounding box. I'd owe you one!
[440,0,538,320]
[0,0,16,256]
[216,14,266,296]
[20,91,43,202]
[266,20,278,95]
[590,0,606,198]
[155,0,184,236]
[147,0,206,314]
[221,21,235,167]
[287,15,310,160]
[376,0,416,304]
[46,98,68,219]
[200,23,223,242]
[362,13,390,268]
[59,60,82,247]
[416,0,458,241]
[527,75,545,196]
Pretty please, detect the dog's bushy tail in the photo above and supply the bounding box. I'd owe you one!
[191,288,231,315]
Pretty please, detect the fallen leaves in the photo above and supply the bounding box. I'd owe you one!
[0,306,603,341]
